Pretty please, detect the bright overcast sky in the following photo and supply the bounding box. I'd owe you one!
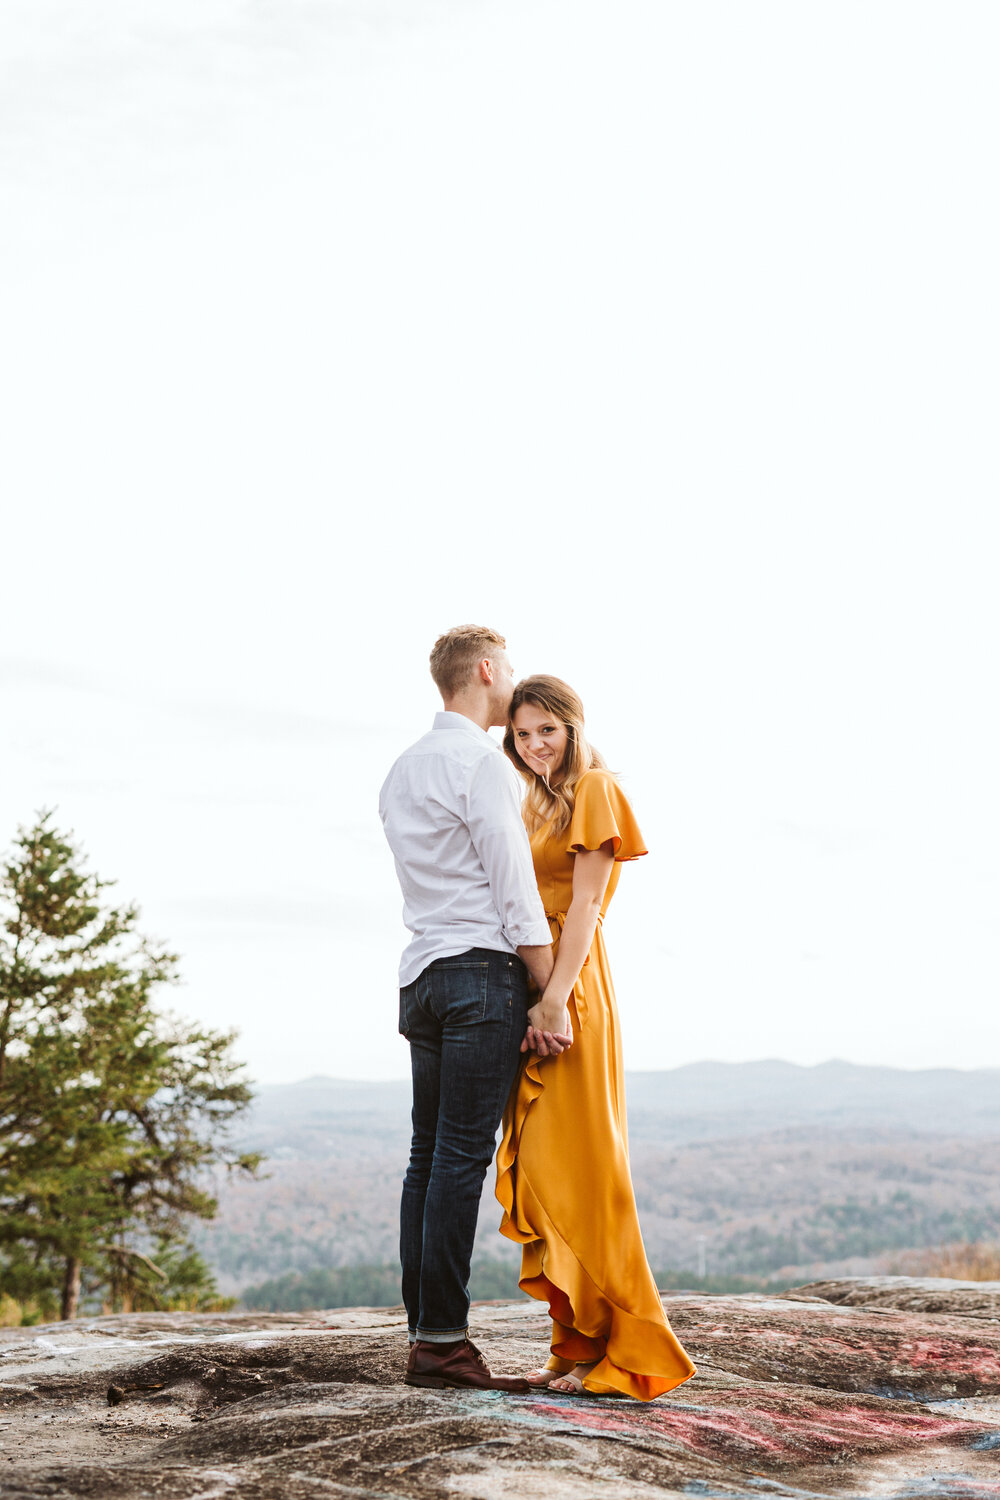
[2,1,998,1082]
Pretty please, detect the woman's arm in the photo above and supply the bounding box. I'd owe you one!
[526,840,615,1053]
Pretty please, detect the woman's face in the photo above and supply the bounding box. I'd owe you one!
[511,701,570,780]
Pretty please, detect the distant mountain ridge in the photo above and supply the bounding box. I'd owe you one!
[243,1060,1000,1156]
[625,1058,1000,1137]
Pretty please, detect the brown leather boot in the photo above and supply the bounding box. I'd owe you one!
[405,1338,530,1392]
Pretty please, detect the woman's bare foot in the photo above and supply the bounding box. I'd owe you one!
[548,1362,598,1395]
[525,1357,576,1387]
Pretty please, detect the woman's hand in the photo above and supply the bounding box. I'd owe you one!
[523,994,573,1056]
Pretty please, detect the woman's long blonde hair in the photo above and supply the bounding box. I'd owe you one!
[503,675,609,836]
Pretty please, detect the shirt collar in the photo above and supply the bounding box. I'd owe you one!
[433,710,499,748]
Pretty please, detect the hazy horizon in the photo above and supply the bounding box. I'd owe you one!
[253,1056,1000,1088]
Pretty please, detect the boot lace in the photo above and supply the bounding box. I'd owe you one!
[464,1339,489,1372]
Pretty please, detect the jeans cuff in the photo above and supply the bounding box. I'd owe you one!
[416,1326,468,1344]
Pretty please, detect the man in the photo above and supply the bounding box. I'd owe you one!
[379,624,571,1392]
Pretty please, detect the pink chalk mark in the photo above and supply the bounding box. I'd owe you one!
[529,1394,993,1463]
[680,1302,1000,1388]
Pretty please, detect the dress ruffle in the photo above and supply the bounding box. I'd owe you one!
[495,909,696,1402]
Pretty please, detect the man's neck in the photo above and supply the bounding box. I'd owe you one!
[441,697,493,733]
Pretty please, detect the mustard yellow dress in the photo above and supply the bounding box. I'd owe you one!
[495,769,696,1401]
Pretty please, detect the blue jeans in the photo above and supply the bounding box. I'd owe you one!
[399,947,528,1342]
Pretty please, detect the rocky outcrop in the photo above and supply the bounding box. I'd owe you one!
[1,1281,998,1498]
[795,1274,1000,1319]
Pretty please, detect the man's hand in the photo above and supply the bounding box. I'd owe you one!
[523,996,573,1057]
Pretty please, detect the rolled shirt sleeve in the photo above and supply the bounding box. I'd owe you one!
[465,753,552,950]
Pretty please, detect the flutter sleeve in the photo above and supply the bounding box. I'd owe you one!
[566,771,648,861]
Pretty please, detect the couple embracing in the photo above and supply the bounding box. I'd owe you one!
[379,625,695,1401]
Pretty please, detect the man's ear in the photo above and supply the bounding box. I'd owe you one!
[479,657,494,685]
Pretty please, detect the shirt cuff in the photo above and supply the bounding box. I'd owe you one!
[506,917,554,949]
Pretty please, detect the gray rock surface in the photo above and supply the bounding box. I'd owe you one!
[2,1280,999,1498]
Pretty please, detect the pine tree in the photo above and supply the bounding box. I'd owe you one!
[0,813,261,1320]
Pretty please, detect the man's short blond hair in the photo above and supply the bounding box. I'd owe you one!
[430,625,507,698]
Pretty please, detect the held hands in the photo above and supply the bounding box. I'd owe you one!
[522,993,573,1057]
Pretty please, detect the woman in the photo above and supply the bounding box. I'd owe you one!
[495,675,695,1400]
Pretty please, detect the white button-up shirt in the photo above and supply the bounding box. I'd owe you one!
[379,711,551,986]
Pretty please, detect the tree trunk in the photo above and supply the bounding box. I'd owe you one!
[61,1256,81,1321]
